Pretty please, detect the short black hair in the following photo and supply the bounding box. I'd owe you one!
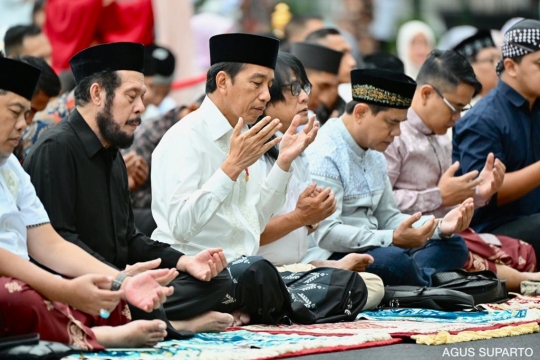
[15,56,61,98]
[268,52,310,104]
[32,0,45,16]
[345,100,389,116]
[74,71,121,107]
[205,62,245,94]
[416,49,482,96]
[284,14,323,42]
[305,28,341,42]
[4,25,42,57]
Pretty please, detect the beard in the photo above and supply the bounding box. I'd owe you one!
[96,98,141,149]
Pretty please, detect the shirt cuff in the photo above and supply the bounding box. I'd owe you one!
[375,230,394,247]
[266,162,294,193]
[201,168,235,202]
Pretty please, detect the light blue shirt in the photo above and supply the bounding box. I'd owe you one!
[303,117,437,262]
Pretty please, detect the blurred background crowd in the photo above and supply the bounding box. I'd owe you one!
[0,0,535,108]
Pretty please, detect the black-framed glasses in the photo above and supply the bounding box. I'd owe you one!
[282,80,312,96]
[429,84,472,114]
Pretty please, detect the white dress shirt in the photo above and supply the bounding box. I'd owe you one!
[257,152,312,266]
[0,154,49,260]
[151,96,293,261]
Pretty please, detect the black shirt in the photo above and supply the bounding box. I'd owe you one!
[23,109,182,269]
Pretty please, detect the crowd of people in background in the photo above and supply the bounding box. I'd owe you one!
[2,0,540,352]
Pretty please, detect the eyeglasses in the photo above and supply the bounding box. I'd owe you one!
[282,80,312,97]
[429,85,472,114]
[474,57,501,66]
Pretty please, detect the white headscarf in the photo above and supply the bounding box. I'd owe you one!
[396,20,435,79]
[437,25,477,50]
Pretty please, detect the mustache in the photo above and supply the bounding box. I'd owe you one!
[126,118,142,126]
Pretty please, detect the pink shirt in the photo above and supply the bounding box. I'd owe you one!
[384,108,453,218]
[385,108,489,218]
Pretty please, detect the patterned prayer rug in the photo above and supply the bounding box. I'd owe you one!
[235,302,540,339]
[62,330,399,360]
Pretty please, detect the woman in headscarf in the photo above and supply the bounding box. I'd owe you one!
[396,20,435,79]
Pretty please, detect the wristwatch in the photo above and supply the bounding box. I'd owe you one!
[437,220,454,240]
[111,273,129,291]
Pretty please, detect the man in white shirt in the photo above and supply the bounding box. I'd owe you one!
[151,34,318,325]
[0,55,175,350]
[151,33,318,262]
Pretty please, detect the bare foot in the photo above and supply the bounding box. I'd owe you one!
[310,253,374,272]
[171,311,233,333]
[93,320,167,348]
[231,310,250,326]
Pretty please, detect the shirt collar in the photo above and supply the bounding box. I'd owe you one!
[498,80,529,109]
[199,96,234,141]
[407,107,433,135]
[68,109,117,159]
[336,117,366,157]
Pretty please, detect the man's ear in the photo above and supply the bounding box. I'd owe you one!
[89,83,103,106]
[215,71,230,95]
[353,102,370,124]
[420,85,434,106]
[503,58,519,78]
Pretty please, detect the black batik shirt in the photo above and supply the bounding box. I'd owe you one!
[23,109,182,269]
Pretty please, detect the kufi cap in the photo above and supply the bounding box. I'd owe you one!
[145,44,175,77]
[290,42,343,75]
[350,69,416,109]
[210,33,280,69]
[501,19,540,59]
[70,42,145,84]
[497,19,540,75]
[452,30,496,60]
[0,56,41,101]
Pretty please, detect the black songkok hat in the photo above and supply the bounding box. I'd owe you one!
[210,33,280,69]
[350,69,416,109]
[0,56,41,101]
[290,42,343,75]
[363,51,405,73]
[452,30,496,60]
[70,42,145,85]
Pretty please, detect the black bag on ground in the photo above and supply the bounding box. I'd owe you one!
[281,267,368,324]
[0,333,77,360]
[380,285,475,311]
[432,269,509,304]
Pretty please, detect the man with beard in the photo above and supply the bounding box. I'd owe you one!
[23,42,237,335]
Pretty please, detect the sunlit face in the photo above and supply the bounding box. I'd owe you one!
[471,47,500,95]
[220,64,274,125]
[409,33,432,68]
[422,83,475,135]
[509,51,540,99]
[96,70,146,148]
[306,69,339,112]
[27,90,52,124]
[265,72,310,130]
[318,34,357,84]
[0,92,30,160]
[356,106,408,152]
[22,33,52,66]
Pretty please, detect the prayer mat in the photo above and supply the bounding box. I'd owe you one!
[62,329,399,360]
[235,307,540,340]
[478,293,540,311]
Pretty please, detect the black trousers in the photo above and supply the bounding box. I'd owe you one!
[163,269,233,320]
[487,213,540,259]
[128,268,232,340]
